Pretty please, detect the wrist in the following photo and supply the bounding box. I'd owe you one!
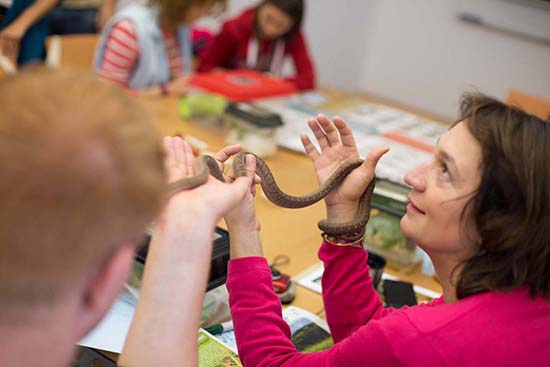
[225,219,259,234]
[322,229,365,247]
[5,21,27,38]
[326,202,359,224]
[228,228,263,259]
[157,197,218,233]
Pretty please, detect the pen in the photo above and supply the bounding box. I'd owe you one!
[205,320,234,335]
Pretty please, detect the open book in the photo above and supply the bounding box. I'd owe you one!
[201,305,333,366]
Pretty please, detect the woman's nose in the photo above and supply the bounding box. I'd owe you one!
[404,162,428,192]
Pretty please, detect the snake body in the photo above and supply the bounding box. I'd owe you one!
[166,152,375,236]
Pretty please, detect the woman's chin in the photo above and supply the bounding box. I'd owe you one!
[400,215,419,244]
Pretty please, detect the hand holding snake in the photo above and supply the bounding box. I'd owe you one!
[167,115,389,236]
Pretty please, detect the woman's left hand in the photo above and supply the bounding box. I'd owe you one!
[301,114,388,224]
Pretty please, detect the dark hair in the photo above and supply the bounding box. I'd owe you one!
[454,93,550,300]
[258,0,304,39]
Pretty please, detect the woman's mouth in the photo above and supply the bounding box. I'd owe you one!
[407,196,426,215]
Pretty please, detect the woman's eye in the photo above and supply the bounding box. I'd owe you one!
[438,161,450,178]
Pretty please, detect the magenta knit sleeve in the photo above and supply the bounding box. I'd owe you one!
[319,241,394,342]
[226,256,402,366]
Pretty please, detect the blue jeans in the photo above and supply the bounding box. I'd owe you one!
[1,0,50,65]
[1,2,98,65]
[49,7,97,35]
[0,5,8,24]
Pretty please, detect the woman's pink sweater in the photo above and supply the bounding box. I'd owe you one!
[227,241,550,366]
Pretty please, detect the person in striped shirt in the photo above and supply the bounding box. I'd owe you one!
[95,0,225,96]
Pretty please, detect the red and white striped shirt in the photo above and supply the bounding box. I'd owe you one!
[98,19,185,87]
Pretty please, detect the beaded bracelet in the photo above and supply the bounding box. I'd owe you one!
[322,232,366,248]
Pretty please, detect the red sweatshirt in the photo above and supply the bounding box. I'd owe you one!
[198,7,315,90]
[227,241,550,366]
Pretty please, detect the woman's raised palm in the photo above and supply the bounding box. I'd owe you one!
[300,115,388,210]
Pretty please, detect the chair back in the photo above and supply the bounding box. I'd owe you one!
[507,90,550,120]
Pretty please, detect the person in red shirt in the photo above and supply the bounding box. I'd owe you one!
[198,0,316,90]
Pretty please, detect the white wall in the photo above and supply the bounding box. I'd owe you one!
[358,0,550,118]
[216,0,550,119]
[303,1,374,90]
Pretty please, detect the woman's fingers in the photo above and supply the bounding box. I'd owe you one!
[253,173,261,185]
[301,132,320,161]
[361,146,390,179]
[306,114,358,154]
[316,114,340,147]
[213,144,242,168]
[222,153,261,185]
[230,155,256,197]
[333,116,357,149]
[307,118,330,151]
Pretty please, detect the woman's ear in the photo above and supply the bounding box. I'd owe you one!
[75,244,135,339]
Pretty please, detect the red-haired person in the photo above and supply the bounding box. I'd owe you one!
[0,67,254,367]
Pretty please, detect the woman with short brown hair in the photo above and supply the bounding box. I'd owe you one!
[222,93,550,365]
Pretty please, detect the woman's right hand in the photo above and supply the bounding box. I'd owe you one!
[301,114,388,224]
[223,154,264,259]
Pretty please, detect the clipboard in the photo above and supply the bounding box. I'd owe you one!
[190,69,296,101]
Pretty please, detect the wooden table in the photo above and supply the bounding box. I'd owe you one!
[88,92,444,365]
[145,95,443,310]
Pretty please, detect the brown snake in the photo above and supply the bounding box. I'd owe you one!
[166,152,375,236]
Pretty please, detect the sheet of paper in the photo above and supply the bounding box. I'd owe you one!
[294,262,442,301]
[77,290,137,353]
[258,96,447,185]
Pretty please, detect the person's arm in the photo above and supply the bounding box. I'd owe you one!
[227,256,411,367]
[132,75,190,97]
[0,0,57,63]
[97,19,139,87]
[298,114,393,339]
[118,138,254,366]
[97,19,189,97]
[319,239,399,341]
[95,0,115,31]
[197,21,237,72]
[285,32,315,90]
